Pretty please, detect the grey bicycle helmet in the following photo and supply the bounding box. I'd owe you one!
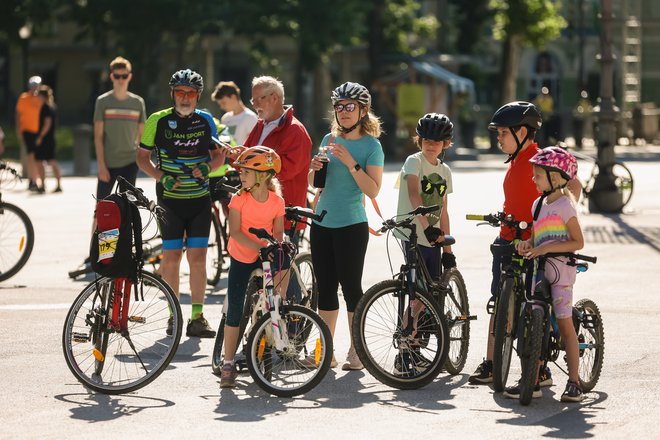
[331,82,371,107]
[169,69,204,91]
[416,113,454,141]
[488,101,542,163]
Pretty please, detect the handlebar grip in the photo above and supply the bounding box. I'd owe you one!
[317,209,327,222]
[412,205,439,216]
[465,214,485,221]
[575,254,597,264]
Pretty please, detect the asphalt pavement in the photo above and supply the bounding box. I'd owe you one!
[1,144,659,439]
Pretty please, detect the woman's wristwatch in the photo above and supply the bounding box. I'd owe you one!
[350,163,361,173]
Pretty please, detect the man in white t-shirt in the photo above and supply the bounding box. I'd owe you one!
[211,81,257,145]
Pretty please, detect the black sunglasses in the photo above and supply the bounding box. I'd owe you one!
[421,176,447,196]
[334,103,357,113]
[112,73,130,80]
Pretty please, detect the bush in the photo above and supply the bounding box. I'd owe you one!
[0,125,75,160]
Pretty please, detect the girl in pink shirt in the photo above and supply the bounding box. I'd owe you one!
[220,146,287,387]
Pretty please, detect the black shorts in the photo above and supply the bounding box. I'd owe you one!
[35,140,55,161]
[22,132,38,154]
[158,195,212,250]
[96,163,139,200]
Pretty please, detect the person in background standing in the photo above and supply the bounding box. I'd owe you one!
[15,75,43,190]
[211,81,257,145]
[34,85,62,193]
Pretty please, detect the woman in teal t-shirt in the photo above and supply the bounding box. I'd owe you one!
[308,82,385,371]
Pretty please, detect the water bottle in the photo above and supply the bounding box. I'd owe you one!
[313,146,330,188]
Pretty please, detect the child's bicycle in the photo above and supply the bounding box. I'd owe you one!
[0,161,35,282]
[62,176,183,394]
[211,207,323,375]
[226,223,332,397]
[352,205,473,390]
[515,252,603,405]
[466,212,532,392]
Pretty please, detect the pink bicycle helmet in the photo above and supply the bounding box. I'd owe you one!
[529,146,578,180]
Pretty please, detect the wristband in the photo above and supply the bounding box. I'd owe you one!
[198,162,211,178]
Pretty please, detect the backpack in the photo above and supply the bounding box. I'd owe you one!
[89,193,143,279]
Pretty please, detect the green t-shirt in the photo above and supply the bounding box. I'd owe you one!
[93,91,146,168]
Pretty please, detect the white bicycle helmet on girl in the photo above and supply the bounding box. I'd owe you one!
[331,82,371,108]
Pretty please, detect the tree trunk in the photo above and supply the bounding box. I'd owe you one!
[499,33,523,105]
[367,0,386,87]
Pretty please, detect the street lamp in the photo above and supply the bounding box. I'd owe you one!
[591,0,624,213]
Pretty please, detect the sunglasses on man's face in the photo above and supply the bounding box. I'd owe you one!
[112,73,130,80]
[173,89,198,99]
[334,103,357,113]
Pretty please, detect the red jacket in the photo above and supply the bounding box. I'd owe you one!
[245,106,312,229]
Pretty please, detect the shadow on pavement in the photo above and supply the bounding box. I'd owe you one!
[55,392,175,422]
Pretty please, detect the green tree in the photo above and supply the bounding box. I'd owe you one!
[447,0,493,54]
[490,0,566,104]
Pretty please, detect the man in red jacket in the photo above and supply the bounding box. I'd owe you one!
[243,76,312,233]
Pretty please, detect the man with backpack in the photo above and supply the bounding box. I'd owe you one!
[137,69,226,338]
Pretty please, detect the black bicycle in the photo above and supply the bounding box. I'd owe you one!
[466,212,532,392]
[0,162,35,282]
[516,252,603,405]
[62,177,182,394]
[571,148,633,212]
[352,206,464,390]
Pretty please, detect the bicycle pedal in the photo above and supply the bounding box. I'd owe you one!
[581,313,598,328]
[72,332,90,343]
[128,315,146,324]
[486,298,496,315]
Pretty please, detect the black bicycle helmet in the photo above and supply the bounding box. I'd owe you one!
[416,113,454,141]
[331,82,371,107]
[488,101,542,163]
[488,101,542,131]
[169,69,204,91]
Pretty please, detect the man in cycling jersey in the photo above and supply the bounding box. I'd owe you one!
[137,69,226,338]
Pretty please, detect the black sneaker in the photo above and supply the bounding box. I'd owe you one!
[220,362,238,388]
[166,316,174,336]
[561,380,584,402]
[468,359,493,384]
[186,314,216,338]
[503,381,541,399]
[393,352,416,377]
[538,365,553,387]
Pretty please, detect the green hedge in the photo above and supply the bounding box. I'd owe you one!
[1,126,76,160]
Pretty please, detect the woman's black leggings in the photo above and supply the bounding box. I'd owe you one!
[310,222,369,313]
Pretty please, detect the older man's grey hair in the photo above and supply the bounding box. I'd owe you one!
[252,76,285,102]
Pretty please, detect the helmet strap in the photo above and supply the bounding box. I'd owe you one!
[335,107,366,133]
[504,126,530,164]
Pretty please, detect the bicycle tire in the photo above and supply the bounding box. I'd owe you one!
[206,214,223,286]
[211,276,261,375]
[293,252,318,311]
[492,277,517,392]
[245,304,333,397]
[519,307,544,406]
[574,298,605,392]
[352,279,449,390]
[0,202,35,282]
[62,271,183,394]
[440,267,470,375]
[583,161,634,211]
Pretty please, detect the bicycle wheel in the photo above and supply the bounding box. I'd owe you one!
[62,271,183,394]
[574,298,605,392]
[440,268,470,375]
[584,161,634,210]
[211,276,262,375]
[492,277,517,392]
[206,214,223,286]
[518,307,544,406]
[245,304,333,397]
[292,252,318,310]
[0,202,35,282]
[352,279,449,390]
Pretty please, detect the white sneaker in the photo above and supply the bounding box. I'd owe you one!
[341,347,363,371]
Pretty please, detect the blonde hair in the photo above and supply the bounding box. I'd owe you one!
[548,170,577,206]
[110,56,132,73]
[329,106,383,139]
[36,85,55,107]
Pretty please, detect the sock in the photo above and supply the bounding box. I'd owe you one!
[191,303,203,320]
[224,359,235,366]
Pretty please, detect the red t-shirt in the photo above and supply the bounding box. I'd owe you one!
[500,143,541,241]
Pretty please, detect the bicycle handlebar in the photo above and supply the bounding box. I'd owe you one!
[0,162,21,179]
[116,176,160,214]
[378,205,439,233]
[544,252,597,264]
[466,212,529,232]
[285,206,326,223]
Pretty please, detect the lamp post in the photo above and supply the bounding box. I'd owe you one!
[590,0,623,213]
[18,21,32,179]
